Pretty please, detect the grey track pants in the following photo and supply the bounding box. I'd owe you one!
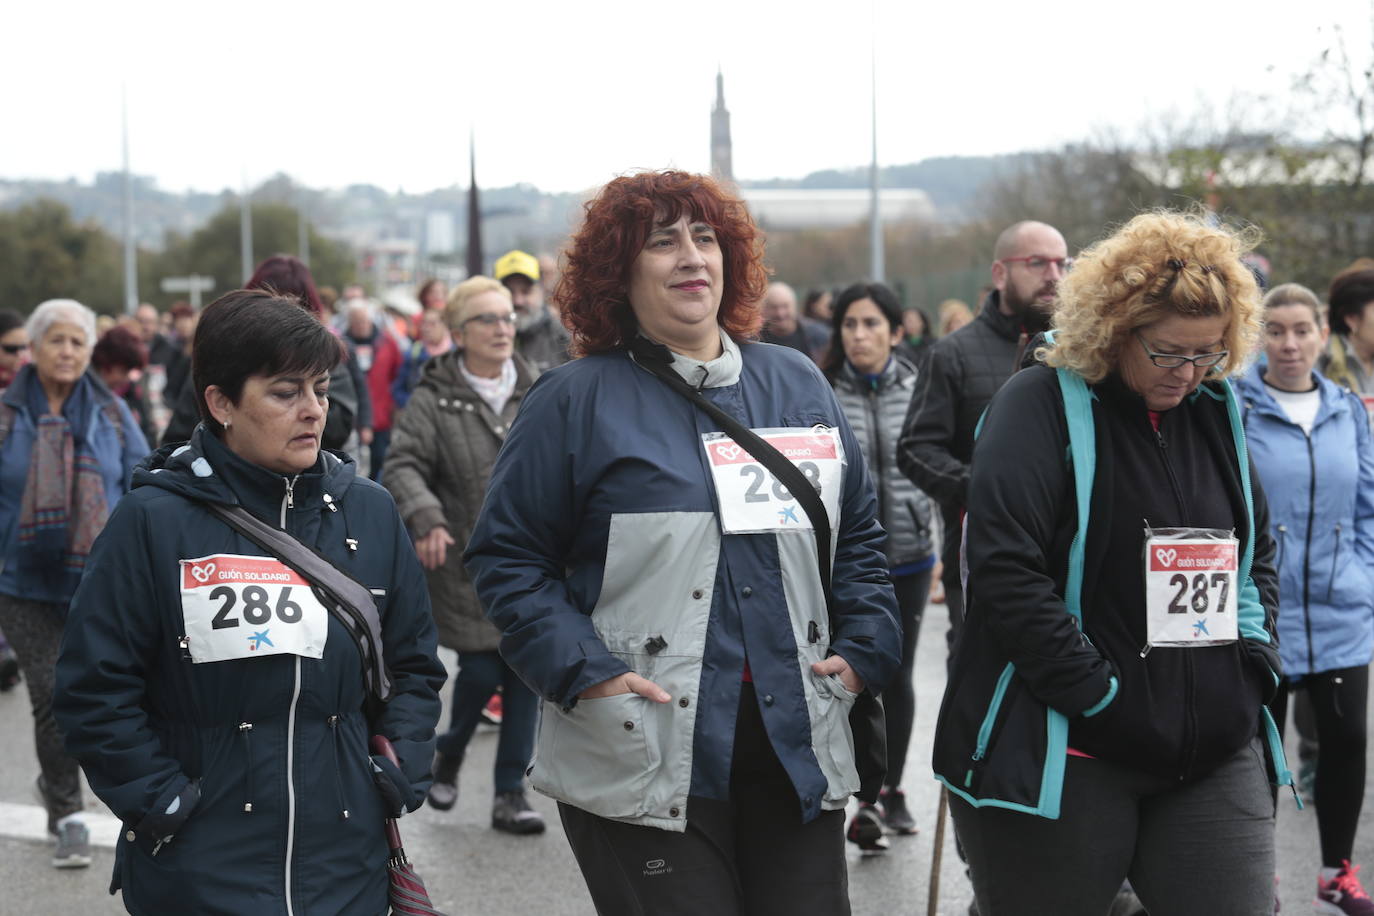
[0,595,84,831]
[951,737,1275,916]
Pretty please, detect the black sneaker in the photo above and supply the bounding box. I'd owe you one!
[878,787,917,835]
[53,820,91,869]
[492,791,545,835]
[845,803,888,852]
[426,752,460,811]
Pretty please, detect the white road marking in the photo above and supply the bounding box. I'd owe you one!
[0,802,121,848]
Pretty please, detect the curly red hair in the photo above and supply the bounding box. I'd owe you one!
[555,170,767,355]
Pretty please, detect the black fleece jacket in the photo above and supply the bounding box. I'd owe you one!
[935,365,1281,790]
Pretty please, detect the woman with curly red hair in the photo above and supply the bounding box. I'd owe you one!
[465,170,901,914]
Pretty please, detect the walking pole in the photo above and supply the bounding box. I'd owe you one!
[927,786,948,916]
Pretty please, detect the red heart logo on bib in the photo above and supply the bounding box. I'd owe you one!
[716,444,741,461]
[191,562,217,584]
[1155,548,1177,567]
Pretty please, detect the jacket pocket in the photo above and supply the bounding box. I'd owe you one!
[528,692,660,819]
[807,673,860,803]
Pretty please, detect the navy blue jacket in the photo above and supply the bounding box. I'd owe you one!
[465,341,900,830]
[0,365,148,602]
[54,428,444,915]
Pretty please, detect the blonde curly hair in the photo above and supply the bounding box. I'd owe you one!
[1043,211,1262,383]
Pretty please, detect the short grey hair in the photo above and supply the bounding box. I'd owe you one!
[27,299,97,349]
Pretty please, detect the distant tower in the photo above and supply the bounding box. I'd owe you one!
[711,69,734,184]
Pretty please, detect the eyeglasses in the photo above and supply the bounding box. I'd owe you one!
[1,343,28,355]
[1135,332,1229,369]
[462,313,516,328]
[999,255,1073,273]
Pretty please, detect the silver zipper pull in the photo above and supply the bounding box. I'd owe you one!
[345,538,358,552]
[323,493,338,512]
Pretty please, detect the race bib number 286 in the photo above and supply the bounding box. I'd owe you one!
[179,554,329,664]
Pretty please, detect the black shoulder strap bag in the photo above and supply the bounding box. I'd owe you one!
[629,338,887,803]
[202,500,394,705]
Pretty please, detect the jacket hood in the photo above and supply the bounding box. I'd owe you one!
[135,423,358,516]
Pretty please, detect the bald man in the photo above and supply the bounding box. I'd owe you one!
[896,220,1068,655]
[760,281,830,362]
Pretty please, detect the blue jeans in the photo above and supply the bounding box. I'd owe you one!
[436,650,537,794]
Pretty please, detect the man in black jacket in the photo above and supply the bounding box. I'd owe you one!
[897,220,1068,655]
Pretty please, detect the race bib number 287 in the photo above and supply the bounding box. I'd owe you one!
[1143,534,1238,648]
[179,554,329,664]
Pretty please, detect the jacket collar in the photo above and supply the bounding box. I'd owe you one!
[1237,362,1350,427]
[2,364,114,412]
[136,424,356,519]
[977,290,1031,343]
[417,350,537,403]
[631,328,742,389]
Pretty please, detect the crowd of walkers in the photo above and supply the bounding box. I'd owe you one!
[0,167,1371,915]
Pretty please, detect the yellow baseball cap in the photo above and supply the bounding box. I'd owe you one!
[494,250,541,283]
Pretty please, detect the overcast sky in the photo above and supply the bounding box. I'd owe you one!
[6,0,1371,195]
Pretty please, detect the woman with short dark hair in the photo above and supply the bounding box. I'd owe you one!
[466,170,901,914]
[55,289,444,915]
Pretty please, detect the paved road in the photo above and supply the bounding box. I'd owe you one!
[1,608,1369,914]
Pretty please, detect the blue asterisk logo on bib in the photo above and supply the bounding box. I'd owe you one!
[248,630,274,651]
[1193,619,1210,637]
[778,506,800,525]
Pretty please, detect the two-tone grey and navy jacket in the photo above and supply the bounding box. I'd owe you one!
[465,334,901,831]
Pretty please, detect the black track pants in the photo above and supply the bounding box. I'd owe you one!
[559,682,850,916]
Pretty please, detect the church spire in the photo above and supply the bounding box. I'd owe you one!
[711,67,733,184]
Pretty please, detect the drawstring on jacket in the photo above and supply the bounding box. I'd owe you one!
[327,715,350,819]
[238,722,254,813]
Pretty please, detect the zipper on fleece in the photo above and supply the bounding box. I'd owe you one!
[279,476,301,916]
[972,663,1017,762]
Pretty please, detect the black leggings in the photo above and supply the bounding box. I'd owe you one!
[1272,665,1369,867]
[884,567,932,787]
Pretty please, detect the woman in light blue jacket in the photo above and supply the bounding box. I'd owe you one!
[1238,282,1374,910]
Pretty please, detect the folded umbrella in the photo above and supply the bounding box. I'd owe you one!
[370,735,446,916]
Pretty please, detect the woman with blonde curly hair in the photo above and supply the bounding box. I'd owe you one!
[933,211,1290,914]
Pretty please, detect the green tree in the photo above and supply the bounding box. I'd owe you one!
[0,199,125,314]
[149,201,354,307]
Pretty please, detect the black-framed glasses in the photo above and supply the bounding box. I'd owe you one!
[1,343,28,355]
[1135,332,1228,369]
[999,255,1073,273]
[462,312,516,328]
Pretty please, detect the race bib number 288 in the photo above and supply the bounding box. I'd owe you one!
[179,554,329,663]
[702,427,844,535]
